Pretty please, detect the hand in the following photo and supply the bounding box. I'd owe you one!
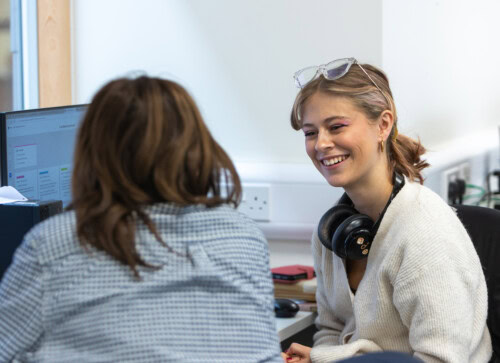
[282,343,312,363]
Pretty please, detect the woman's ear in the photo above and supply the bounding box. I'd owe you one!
[378,110,394,141]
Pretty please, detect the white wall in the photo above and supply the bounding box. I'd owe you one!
[72,0,382,164]
[382,0,500,168]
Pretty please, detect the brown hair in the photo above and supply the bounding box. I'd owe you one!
[69,76,241,277]
[291,63,429,184]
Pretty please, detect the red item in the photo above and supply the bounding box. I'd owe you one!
[271,265,315,284]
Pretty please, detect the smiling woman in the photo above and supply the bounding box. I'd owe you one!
[291,60,427,188]
[300,93,385,192]
[282,58,493,363]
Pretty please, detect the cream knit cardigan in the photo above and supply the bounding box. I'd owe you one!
[310,180,492,363]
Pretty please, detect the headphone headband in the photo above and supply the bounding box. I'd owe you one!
[371,172,405,236]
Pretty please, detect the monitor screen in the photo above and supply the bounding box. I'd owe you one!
[0,105,87,207]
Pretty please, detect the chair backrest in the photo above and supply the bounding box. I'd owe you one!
[453,204,500,362]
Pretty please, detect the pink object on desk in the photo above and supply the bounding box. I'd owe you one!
[272,265,315,284]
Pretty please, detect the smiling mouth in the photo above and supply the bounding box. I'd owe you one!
[321,155,349,166]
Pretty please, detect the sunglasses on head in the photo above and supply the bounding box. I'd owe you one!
[293,57,388,104]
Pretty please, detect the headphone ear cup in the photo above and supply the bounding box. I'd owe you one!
[332,214,374,259]
[317,205,358,251]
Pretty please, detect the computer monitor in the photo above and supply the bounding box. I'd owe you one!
[0,105,87,207]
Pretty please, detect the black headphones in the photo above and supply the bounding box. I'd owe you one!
[317,172,405,260]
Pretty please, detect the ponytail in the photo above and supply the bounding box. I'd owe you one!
[389,134,429,184]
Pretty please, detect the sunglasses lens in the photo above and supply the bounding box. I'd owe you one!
[295,67,319,88]
[294,59,355,88]
[326,62,349,79]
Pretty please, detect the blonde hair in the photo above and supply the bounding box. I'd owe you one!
[290,63,429,183]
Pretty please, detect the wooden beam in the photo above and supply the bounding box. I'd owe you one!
[37,0,71,107]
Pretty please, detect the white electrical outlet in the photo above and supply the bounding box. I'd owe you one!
[238,184,270,221]
[440,162,471,201]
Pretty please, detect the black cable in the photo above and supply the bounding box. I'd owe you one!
[457,179,466,204]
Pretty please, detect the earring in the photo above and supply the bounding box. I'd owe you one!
[379,139,385,153]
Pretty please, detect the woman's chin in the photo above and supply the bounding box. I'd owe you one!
[316,164,350,189]
[324,176,346,188]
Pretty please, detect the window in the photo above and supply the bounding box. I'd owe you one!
[5,0,40,111]
[0,1,12,112]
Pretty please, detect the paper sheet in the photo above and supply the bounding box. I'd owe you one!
[0,186,28,204]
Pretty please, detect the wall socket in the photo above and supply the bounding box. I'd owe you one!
[238,184,270,221]
[440,162,471,202]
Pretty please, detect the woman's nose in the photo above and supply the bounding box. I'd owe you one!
[315,130,334,152]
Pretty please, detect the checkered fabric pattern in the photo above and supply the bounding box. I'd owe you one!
[0,203,282,362]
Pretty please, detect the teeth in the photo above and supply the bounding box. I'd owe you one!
[323,156,347,166]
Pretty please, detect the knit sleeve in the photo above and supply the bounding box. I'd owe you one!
[393,256,490,363]
[310,339,383,363]
[0,233,44,362]
[310,232,344,346]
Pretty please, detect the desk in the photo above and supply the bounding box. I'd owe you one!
[276,311,316,342]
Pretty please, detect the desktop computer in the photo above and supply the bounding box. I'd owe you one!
[0,104,87,208]
[0,104,85,281]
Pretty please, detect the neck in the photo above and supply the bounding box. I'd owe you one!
[345,169,394,221]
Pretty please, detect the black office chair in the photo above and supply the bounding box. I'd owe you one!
[453,204,500,363]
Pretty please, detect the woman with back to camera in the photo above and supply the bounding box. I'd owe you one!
[0,76,283,362]
[281,58,492,362]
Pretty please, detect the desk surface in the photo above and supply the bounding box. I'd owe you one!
[276,311,316,341]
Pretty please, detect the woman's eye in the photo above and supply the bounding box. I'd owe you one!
[329,124,345,132]
[304,130,316,137]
